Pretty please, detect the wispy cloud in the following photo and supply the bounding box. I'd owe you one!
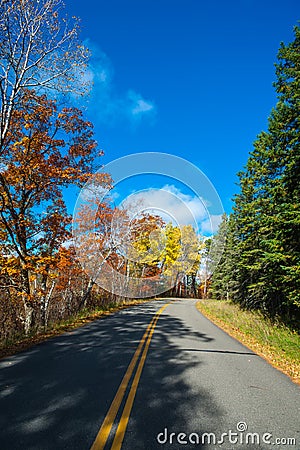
[200,214,223,234]
[130,92,154,115]
[82,40,156,126]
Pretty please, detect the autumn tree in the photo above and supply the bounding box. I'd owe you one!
[72,193,127,306]
[162,223,181,276]
[161,223,202,297]
[0,0,89,154]
[0,90,108,333]
[177,225,201,297]
[128,214,165,276]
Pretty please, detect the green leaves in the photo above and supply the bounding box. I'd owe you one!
[210,25,300,325]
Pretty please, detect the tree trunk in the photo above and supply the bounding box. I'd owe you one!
[24,302,35,335]
[191,274,197,298]
[40,280,56,329]
[20,266,35,334]
[79,278,94,309]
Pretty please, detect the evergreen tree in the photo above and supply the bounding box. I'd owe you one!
[231,25,300,321]
[210,214,241,301]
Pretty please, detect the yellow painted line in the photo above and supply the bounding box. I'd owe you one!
[111,303,170,450]
[90,303,170,450]
[90,316,155,450]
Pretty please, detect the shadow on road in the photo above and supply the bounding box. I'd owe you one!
[0,300,225,449]
[123,306,223,449]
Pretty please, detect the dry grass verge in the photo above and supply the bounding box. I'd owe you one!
[0,298,156,360]
[196,299,300,385]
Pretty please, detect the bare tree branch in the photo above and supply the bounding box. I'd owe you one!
[0,0,90,153]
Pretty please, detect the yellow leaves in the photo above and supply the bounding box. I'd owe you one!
[16,291,33,301]
[163,223,202,277]
[3,265,20,277]
[12,136,29,149]
[61,167,76,180]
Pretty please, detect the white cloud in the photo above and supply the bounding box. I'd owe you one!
[200,214,223,234]
[121,185,208,230]
[158,185,207,222]
[120,185,223,236]
[82,40,156,125]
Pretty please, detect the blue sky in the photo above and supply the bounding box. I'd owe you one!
[65,0,299,219]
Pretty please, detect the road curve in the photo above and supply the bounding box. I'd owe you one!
[0,298,299,449]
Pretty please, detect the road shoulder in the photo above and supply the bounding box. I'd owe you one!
[196,299,300,385]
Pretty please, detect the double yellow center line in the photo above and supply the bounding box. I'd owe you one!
[90,302,171,450]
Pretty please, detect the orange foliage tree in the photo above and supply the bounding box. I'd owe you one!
[0,90,110,333]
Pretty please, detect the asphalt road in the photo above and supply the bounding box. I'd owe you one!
[0,298,299,450]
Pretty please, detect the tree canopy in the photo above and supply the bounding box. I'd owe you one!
[210,26,300,325]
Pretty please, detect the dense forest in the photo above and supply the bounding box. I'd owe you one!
[0,0,298,345]
[0,0,202,343]
[210,26,300,327]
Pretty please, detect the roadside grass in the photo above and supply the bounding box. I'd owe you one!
[0,298,156,360]
[196,299,300,384]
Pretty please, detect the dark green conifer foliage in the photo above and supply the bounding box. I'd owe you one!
[211,26,300,324]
